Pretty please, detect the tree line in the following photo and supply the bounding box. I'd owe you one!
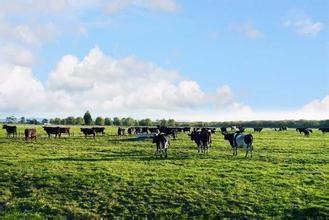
[2,111,329,128]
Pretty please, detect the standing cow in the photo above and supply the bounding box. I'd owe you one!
[25,129,37,141]
[190,128,212,154]
[152,133,170,158]
[2,125,17,137]
[222,132,253,158]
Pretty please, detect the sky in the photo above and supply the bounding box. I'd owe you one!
[0,0,328,121]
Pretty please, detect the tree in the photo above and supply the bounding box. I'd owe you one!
[74,117,84,125]
[122,117,135,126]
[167,119,176,127]
[52,118,61,125]
[139,118,152,126]
[83,111,93,125]
[104,117,113,126]
[65,116,75,125]
[159,119,167,126]
[113,117,121,126]
[95,116,105,126]
[42,118,48,124]
[6,116,16,124]
[20,117,25,124]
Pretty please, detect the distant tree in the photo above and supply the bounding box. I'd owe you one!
[104,117,113,126]
[53,117,61,125]
[113,117,121,126]
[139,118,152,126]
[83,111,93,125]
[122,117,135,126]
[74,117,84,125]
[159,119,167,127]
[42,118,48,124]
[167,119,176,127]
[19,117,25,124]
[65,116,75,125]
[27,119,38,125]
[6,116,16,124]
[95,116,105,126]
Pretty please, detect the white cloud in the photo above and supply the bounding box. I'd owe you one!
[299,96,329,116]
[231,22,263,39]
[105,0,178,14]
[283,11,324,36]
[0,46,250,119]
[0,43,35,66]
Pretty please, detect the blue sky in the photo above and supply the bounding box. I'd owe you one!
[0,0,328,120]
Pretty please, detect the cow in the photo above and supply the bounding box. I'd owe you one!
[60,127,70,137]
[190,128,212,154]
[296,128,312,136]
[80,128,96,138]
[2,125,17,137]
[148,127,159,133]
[93,127,105,136]
[152,133,169,158]
[319,128,329,134]
[24,128,37,141]
[117,127,125,136]
[183,127,191,133]
[279,126,287,131]
[220,127,227,132]
[128,127,135,135]
[159,126,177,140]
[236,127,245,133]
[222,132,253,158]
[253,127,263,132]
[43,126,61,138]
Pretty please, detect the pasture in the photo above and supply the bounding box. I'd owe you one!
[0,126,328,218]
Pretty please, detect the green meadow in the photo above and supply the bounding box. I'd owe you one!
[0,126,328,218]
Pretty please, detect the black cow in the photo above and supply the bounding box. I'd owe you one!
[296,128,312,136]
[183,127,191,133]
[117,127,126,136]
[253,127,263,132]
[220,127,227,132]
[152,133,169,158]
[190,128,212,154]
[43,126,61,138]
[222,132,253,157]
[25,128,37,141]
[93,127,105,136]
[2,125,17,137]
[279,126,287,131]
[319,128,329,133]
[81,128,96,138]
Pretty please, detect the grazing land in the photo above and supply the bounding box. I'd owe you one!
[0,126,328,218]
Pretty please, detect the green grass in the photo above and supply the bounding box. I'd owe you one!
[0,126,328,218]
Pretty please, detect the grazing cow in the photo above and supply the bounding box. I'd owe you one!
[24,128,37,141]
[319,128,329,134]
[93,127,105,136]
[222,132,253,157]
[80,128,96,138]
[117,127,125,136]
[152,133,170,158]
[2,125,17,137]
[43,126,61,138]
[296,128,312,136]
[190,128,212,154]
[159,126,177,140]
[220,127,227,132]
[253,127,263,132]
[279,126,287,131]
[60,127,70,136]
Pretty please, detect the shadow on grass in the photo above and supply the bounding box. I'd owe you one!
[283,206,328,219]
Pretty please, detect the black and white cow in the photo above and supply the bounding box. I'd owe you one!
[152,133,170,158]
[190,128,212,154]
[222,132,253,158]
[319,128,329,134]
[296,128,312,136]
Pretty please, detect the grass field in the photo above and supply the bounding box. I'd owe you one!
[0,126,328,218]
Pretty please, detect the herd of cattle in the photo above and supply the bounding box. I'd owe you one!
[2,125,329,158]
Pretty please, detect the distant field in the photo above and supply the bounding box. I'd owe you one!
[0,126,328,218]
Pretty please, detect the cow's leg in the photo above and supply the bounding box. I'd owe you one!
[245,148,248,158]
